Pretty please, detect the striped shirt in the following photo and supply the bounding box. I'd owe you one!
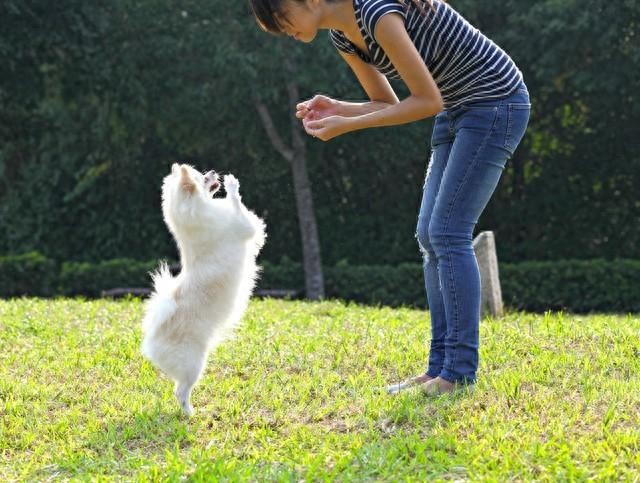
[329,0,524,109]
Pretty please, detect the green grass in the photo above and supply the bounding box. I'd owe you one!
[1,298,639,481]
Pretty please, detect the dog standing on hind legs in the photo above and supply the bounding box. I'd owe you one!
[141,163,266,416]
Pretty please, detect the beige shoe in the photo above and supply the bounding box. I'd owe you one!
[421,376,474,396]
[386,374,433,395]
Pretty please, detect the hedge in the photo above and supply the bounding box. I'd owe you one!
[0,251,57,297]
[262,258,640,313]
[1,252,639,313]
[500,259,640,313]
[59,259,160,297]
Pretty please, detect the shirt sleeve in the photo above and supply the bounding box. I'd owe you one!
[328,29,357,55]
[360,0,406,43]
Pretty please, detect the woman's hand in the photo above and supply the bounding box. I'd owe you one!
[297,94,352,140]
[296,94,340,120]
[302,115,353,141]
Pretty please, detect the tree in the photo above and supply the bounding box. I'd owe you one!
[256,69,325,299]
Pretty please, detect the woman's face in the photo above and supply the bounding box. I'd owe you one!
[275,0,322,42]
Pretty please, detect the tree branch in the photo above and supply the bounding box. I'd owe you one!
[286,81,306,153]
[256,102,294,163]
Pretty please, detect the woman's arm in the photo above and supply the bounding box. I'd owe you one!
[359,12,444,125]
[335,50,399,116]
[297,52,398,120]
[297,94,392,120]
[304,14,443,140]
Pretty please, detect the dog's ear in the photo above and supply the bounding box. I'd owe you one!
[172,163,180,175]
[180,166,196,195]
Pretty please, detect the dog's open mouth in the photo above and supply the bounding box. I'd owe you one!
[204,170,220,196]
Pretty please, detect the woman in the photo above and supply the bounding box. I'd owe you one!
[250,0,531,394]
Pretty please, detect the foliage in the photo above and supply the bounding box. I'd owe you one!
[265,258,640,313]
[3,252,639,313]
[1,0,638,266]
[0,251,57,297]
[59,259,160,297]
[500,258,640,313]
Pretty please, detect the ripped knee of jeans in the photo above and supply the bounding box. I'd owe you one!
[415,230,431,262]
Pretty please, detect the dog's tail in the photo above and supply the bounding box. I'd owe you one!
[141,262,177,335]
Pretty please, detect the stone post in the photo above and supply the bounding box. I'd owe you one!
[473,231,504,318]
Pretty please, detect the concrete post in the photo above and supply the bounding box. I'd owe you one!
[473,231,504,318]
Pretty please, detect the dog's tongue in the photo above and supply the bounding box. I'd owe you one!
[210,181,220,193]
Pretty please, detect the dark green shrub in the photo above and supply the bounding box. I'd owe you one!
[2,253,638,313]
[500,259,640,313]
[59,259,161,297]
[258,258,640,313]
[0,252,57,297]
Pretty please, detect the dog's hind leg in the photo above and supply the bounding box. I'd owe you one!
[175,381,196,417]
[173,356,205,417]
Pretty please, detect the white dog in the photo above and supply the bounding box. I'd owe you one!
[141,163,265,416]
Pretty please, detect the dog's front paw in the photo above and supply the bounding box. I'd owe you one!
[224,174,240,197]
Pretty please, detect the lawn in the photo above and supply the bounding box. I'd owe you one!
[1,298,639,481]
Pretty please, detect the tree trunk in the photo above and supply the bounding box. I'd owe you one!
[256,83,325,300]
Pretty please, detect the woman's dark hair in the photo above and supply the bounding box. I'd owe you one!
[249,0,437,35]
[249,0,288,34]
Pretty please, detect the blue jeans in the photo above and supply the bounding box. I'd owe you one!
[416,83,531,384]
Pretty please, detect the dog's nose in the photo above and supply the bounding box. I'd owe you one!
[204,170,217,181]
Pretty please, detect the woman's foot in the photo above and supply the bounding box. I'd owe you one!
[386,374,434,395]
[421,376,473,396]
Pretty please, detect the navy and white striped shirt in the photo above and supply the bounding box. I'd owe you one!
[329,0,523,109]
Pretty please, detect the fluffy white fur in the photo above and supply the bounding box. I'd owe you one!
[141,163,265,416]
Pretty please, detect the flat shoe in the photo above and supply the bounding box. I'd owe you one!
[386,375,433,395]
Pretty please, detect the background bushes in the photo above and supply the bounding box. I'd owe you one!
[58,259,160,297]
[2,253,638,313]
[0,252,57,297]
[1,1,638,312]
[1,0,639,268]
